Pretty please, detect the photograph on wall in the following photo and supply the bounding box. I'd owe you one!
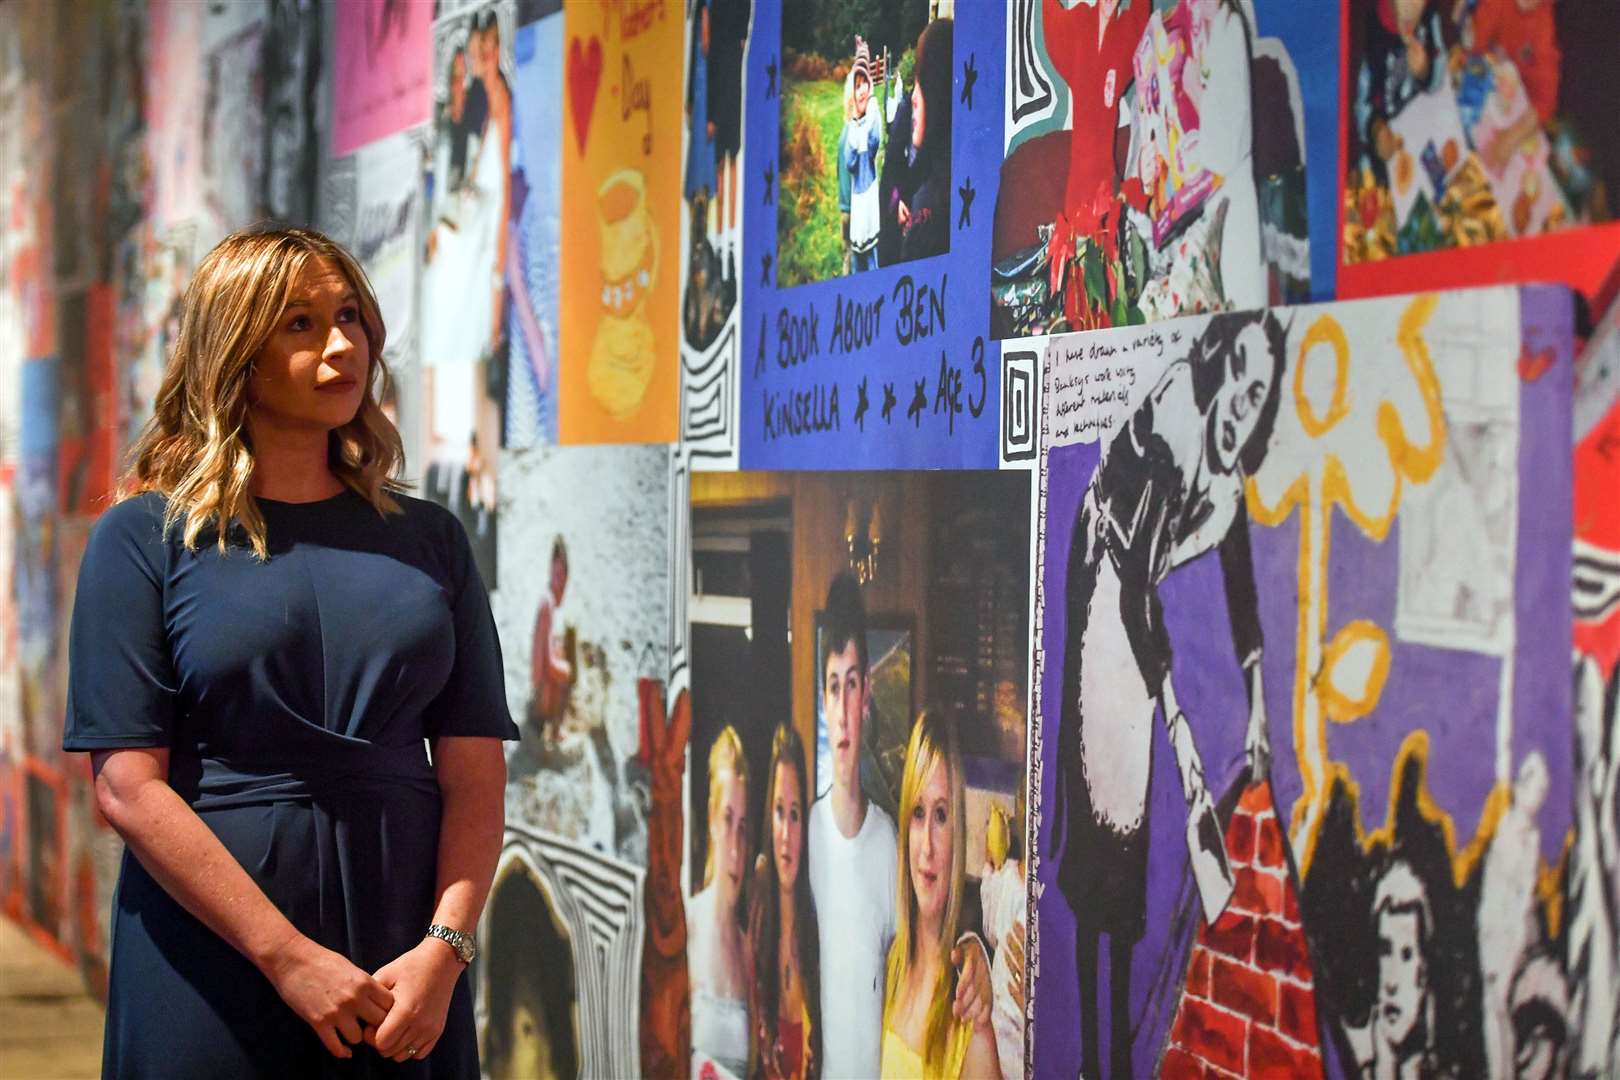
[740,0,1008,469]
[144,0,207,233]
[993,0,1337,341]
[52,288,117,519]
[1027,285,1585,1077]
[493,443,670,867]
[1340,0,1620,302]
[0,756,19,919]
[2,62,55,371]
[420,0,517,587]
[113,224,192,454]
[198,4,270,247]
[679,0,754,464]
[16,357,61,762]
[504,0,563,450]
[196,0,326,250]
[479,826,644,1079]
[776,0,952,287]
[331,0,434,158]
[24,770,62,936]
[345,129,428,470]
[558,0,682,444]
[687,469,1031,1080]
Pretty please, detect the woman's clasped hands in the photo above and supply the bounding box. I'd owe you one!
[266,934,463,1062]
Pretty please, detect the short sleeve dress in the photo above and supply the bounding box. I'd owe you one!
[63,488,519,1079]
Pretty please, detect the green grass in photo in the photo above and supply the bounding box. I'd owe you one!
[776,72,900,289]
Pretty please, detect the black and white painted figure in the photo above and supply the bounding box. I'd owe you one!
[1051,309,1285,1078]
[1344,859,1448,1080]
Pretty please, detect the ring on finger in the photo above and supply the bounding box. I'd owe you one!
[406,1046,417,1058]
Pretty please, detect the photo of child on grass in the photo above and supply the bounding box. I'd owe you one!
[777,0,953,288]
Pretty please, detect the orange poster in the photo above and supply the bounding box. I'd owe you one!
[559,0,680,443]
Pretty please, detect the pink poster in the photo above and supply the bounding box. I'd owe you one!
[331,0,433,157]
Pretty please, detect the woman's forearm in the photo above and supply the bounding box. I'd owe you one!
[92,751,303,975]
[428,737,507,938]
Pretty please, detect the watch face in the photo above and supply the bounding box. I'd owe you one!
[431,925,475,964]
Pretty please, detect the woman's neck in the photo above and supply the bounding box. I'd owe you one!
[911,925,945,991]
[713,888,744,988]
[778,886,796,939]
[714,887,738,933]
[247,418,341,502]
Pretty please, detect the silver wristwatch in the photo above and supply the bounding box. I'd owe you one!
[425,924,477,965]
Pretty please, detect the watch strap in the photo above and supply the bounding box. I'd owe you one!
[425,923,476,964]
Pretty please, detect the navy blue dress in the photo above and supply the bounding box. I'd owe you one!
[63,488,519,1079]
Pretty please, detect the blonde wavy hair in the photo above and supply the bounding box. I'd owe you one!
[702,725,748,891]
[121,226,408,559]
[884,708,967,1077]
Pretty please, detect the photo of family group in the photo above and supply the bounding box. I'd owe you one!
[685,470,1031,1079]
[776,0,955,287]
[1343,0,1619,263]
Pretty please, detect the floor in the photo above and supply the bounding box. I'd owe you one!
[0,918,104,1079]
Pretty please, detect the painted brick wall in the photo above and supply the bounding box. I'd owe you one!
[1162,782,1326,1080]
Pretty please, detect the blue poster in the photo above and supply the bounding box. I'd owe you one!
[739,0,1006,469]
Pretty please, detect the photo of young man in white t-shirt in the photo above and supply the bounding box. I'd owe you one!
[809,573,897,1079]
[807,572,992,1078]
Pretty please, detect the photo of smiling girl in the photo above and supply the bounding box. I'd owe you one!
[880,709,998,1080]
[687,727,753,1079]
[748,724,821,1080]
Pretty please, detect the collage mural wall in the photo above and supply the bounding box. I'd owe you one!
[1,1,1617,1077]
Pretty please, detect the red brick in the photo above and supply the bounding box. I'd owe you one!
[1211,955,1277,1026]
[1185,946,1213,998]
[1201,912,1255,963]
[1226,812,1256,866]
[1283,882,1302,926]
[1255,814,1287,870]
[1160,1046,1204,1080]
[1249,1026,1323,1080]
[1255,916,1314,983]
[1239,782,1273,814]
[1278,980,1321,1047]
[1171,998,1249,1076]
[1231,869,1285,917]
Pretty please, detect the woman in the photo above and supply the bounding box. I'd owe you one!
[880,710,997,1079]
[894,19,953,264]
[1053,309,1283,1078]
[687,727,752,1078]
[62,226,518,1077]
[747,725,821,1080]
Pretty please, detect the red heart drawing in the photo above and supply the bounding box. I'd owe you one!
[567,36,603,156]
